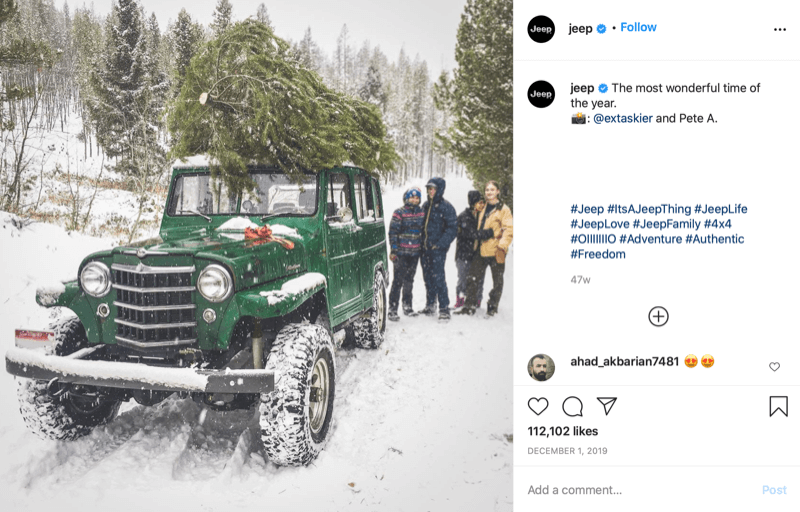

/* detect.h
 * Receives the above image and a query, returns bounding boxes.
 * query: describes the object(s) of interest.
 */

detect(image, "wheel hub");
[376,280,385,332]
[309,356,330,434]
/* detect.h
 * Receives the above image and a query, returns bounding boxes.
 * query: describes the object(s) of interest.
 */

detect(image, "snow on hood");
[269,224,300,237]
[259,272,326,306]
[216,217,300,238]
[216,217,260,231]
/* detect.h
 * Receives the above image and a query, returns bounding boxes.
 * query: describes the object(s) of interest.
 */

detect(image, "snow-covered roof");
[172,155,212,169]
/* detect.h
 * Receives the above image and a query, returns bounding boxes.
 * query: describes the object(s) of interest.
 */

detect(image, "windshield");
[168,172,318,217]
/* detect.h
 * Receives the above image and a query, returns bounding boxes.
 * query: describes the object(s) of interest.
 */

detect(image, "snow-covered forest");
[0,0,467,242]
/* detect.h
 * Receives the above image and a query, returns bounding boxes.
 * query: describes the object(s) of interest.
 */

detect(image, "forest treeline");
[0,0,510,224]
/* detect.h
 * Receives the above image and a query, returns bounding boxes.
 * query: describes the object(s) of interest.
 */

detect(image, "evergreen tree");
[170,8,203,96]
[435,0,512,204]
[71,4,103,154]
[359,62,386,113]
[294,26,321,73]
[144,12,168,107]
[334,24,350,93]
[89,0,164,176]
[255,3,273,29]
[0,0,56,130]
[168,20,398,195]
[210,0,232,37]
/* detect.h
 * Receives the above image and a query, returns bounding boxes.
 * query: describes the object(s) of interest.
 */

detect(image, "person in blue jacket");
[419,177,458,321]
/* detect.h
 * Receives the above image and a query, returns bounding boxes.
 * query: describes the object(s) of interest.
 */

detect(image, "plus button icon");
[649,306,669,327]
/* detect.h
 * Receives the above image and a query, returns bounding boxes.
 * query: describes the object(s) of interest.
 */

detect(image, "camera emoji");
[572,112,586,125]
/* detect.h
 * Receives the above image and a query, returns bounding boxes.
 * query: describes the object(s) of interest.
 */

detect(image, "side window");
[371,178,383,219]
[354,174,376,221]
[327,173,352,220]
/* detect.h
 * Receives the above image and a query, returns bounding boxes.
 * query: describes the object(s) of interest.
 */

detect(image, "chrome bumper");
[5,347,274,394]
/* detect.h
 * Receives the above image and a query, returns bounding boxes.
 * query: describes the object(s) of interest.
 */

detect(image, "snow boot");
[403,307,419,317]
[454,307,475,316]
[438,309,451,322]
[420,305,437,316]
[454,296,465,308]
[388,310,400,322]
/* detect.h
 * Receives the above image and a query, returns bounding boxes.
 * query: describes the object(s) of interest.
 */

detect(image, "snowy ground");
[0,173,513,511]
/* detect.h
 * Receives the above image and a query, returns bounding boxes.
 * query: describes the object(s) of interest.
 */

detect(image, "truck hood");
[111,227,309,292]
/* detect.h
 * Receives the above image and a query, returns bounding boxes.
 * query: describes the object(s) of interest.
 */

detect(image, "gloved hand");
[390,252,398,262]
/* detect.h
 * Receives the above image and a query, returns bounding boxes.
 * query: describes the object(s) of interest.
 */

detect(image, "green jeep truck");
[6,162,388,466]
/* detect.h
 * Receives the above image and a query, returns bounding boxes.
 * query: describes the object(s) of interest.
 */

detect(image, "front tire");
[259,323,336,466]
[17,317,121,441]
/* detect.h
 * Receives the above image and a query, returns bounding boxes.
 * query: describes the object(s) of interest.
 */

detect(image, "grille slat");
[112,263,196,348]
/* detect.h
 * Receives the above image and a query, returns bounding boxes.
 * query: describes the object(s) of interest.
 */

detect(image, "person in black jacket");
[420,177,458,321]
[454,191,494,308]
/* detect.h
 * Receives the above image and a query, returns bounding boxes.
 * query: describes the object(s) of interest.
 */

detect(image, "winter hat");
[467,190,483,208]
[403,187,422,204]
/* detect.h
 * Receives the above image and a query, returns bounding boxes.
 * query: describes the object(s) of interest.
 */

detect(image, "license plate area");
[15,329,55,349]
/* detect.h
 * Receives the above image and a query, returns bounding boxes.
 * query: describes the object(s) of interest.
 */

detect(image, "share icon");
[597,397,617,416]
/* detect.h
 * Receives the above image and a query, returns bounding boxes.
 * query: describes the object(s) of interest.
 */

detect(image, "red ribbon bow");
[244,225,295,249]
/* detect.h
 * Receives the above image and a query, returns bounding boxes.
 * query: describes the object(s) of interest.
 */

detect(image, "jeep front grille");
[111,263,197,349]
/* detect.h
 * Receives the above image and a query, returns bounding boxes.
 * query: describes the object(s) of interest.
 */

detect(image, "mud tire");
[352,272,387,349]
[259,323,336,466]
[16,317,121,441]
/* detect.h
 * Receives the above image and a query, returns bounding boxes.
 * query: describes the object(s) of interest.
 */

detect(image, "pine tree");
[144,12,168,108]
[435,0,512,204]
[0,0,56,129]
[334,24,350,93]
[359,62,386,113]
[294,26,321,73]
[170,8,204,96]
[72,4,103,155]
[210,0,232,37]
[255,3,273,29]
[89,0,165,176]
[168,20,398,196]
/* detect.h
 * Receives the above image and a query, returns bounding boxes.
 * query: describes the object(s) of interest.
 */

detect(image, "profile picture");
[528,354,555,381]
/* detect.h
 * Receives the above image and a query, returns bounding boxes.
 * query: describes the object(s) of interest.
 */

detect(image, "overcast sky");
[87,0,467,77]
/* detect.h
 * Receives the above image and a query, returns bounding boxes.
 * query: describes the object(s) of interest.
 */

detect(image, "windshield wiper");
[260,212,285,221]
[178,209,212,222]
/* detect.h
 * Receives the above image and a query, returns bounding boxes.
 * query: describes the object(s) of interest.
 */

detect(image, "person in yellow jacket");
[455,181,513,317]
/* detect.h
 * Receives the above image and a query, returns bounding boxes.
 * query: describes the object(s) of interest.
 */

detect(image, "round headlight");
[197,264,233,302]
[80,262,111,297]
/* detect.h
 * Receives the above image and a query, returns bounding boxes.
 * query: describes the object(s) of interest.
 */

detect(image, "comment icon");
[562,396,584,417]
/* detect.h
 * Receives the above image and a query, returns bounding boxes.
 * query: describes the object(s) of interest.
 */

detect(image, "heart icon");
[528,397,549,416]
[770,362,780,372]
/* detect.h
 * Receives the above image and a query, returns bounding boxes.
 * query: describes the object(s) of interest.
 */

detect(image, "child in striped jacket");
[387,187,425,321]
